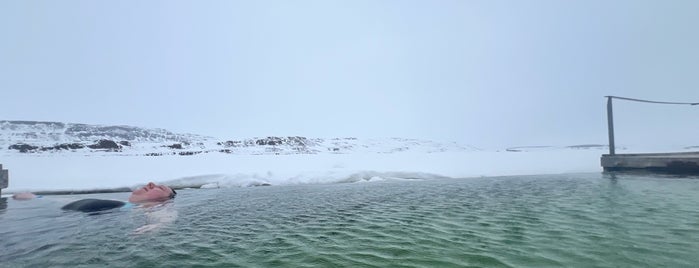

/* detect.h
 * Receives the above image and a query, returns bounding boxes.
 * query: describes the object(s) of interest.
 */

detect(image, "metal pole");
[606,97,615,155]
[0,164,7,196]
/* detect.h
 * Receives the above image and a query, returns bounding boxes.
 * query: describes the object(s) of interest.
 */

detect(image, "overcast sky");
[1,0,698,148]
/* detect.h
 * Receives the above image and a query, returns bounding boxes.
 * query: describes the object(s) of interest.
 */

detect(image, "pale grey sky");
[2,0,698,148]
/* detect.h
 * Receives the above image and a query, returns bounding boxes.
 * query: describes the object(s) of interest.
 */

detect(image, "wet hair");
[62,199,126,213]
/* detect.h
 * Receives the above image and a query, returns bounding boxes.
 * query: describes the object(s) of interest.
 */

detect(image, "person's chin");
[131,196,169,203]
[138,199,173,207]
[129,196,148,203]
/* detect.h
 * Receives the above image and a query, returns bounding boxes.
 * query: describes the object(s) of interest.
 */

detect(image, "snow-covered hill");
[0,120,615,193]
[0,120,479,156]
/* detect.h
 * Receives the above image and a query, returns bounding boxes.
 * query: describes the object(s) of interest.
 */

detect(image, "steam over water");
[3,173,699,267]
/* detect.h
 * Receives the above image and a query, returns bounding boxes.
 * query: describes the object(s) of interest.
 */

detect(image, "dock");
[601,152,699,174]
[601,96,699,174]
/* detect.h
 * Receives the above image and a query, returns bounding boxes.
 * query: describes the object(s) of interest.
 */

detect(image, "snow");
[2,148,606,193]
[1,120,685,194]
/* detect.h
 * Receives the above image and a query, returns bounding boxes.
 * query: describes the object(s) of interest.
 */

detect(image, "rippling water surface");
[2,173,699,267]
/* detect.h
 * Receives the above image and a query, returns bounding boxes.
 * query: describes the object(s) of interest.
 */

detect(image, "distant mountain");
[0,120,479,156]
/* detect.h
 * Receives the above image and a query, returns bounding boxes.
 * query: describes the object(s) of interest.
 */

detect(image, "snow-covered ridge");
[0,120,209,144]
[0,120,478,156]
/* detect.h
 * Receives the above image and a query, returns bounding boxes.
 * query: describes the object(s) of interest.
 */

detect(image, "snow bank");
[2,149,605,193]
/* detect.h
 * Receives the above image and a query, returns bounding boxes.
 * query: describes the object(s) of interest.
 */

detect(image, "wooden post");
[606,96,615,155]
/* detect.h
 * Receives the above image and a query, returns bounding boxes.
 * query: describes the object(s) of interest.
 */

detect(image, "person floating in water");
[62,182,179,234]
[61,182,177,212]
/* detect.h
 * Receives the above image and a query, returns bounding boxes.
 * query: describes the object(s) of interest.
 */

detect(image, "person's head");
[128,182,176,203]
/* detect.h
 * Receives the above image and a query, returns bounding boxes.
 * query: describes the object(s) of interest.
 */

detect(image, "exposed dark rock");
[88,140,121,150]
[40,143,85,151]
[166,143,183,149]
[256,137,283,146]
[119,141,131,146]
[253,136,314,147]
[219,140,243,147]
[8,143,39,153]
[145,152,163,156]
[286,136,311,147]
[178,151,202,156]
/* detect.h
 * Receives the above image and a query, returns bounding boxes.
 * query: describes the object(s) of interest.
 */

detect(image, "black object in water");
[61,198,125,213]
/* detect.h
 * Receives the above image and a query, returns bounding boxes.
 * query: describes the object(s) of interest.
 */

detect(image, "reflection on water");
[2,173,699,267]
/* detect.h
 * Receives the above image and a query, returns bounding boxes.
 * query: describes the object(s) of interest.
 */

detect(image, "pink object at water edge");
[12,192,37,200]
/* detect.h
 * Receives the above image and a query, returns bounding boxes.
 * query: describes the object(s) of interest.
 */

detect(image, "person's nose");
[147,182,156,188]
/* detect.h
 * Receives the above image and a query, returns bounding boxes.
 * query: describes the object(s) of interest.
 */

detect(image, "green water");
[2,173,699,267]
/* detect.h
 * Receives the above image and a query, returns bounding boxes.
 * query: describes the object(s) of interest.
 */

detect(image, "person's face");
[129,182,174,203]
